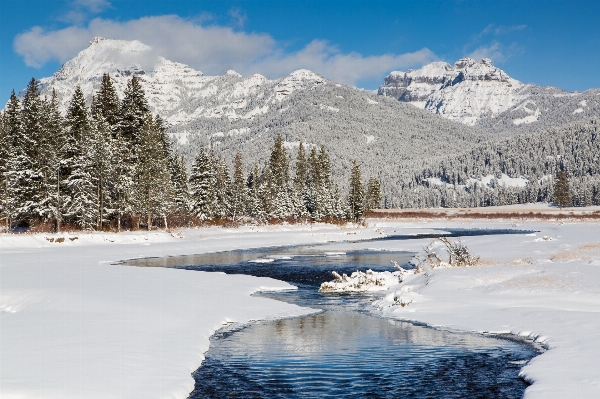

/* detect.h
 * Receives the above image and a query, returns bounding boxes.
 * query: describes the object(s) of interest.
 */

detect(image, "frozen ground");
[317,218,600,399]
[0,224,378,399]
[1,217,599,398]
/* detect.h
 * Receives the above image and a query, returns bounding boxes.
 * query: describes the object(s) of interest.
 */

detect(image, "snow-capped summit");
[379,57,600,130]
[25,38,332,126]
[378,58,525,124]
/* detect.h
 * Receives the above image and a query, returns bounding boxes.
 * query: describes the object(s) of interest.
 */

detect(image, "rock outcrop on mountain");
[378,58,600,132]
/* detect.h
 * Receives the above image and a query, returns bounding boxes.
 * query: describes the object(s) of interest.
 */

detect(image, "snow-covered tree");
[0,91,21,230]
[7,79,46,225]
[292,142,309,218]
[120,75,149,145]
[213,156,232,219]
[348,160,364,222]
[64,86,98,229]
[553,171,572,209]
[94,73,120,130]
[135,114,175,229]
[230,152,247,221]
[364,177,382,212]
[189,147,216,220]
[268,134,292,219]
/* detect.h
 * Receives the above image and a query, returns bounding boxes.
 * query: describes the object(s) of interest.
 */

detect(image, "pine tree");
[307,147,320,217]
[231,152,247,221]
[120,75,149,145]
[168,153,190,217]
[269,134,292,219]
[247,163,265,221]
[292,142,309,218]
[317,146,334,217]
[1,91,21,230]
[553,171,572,210]
[348,160,364,222]
[90,100,115,230]
[364,177,382,213]
[189,147,216,220]
[112,129,136,231]
[13,78,46,224]
[135,114,175,229]
[94,73,120,129]
[213,156,232,219]
[64,86,98,229]
[38,91,66,231]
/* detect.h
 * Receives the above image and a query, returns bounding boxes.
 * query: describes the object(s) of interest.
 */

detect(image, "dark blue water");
[127,229,539,398]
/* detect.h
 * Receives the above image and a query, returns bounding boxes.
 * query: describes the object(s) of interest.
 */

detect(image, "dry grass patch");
[550,243,600,261]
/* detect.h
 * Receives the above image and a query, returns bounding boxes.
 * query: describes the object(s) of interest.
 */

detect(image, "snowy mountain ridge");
[28,37,328,127]
[378,57,600,130]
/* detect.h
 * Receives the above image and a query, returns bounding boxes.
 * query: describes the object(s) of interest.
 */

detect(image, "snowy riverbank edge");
[315,219,600,399]
[0,223,379,399]
[2,218,599,398]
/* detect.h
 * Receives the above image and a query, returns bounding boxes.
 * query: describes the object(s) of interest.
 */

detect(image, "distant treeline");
[0,75,381,232]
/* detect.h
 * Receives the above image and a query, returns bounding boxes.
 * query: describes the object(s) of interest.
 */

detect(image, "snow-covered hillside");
[378,58,600,130]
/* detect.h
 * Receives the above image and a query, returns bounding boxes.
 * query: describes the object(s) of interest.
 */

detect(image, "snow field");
[0,224,378,399]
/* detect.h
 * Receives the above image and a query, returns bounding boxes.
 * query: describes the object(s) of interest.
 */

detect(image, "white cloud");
[467,41,523,64]
[468,41,505,63]
[249,40,436,86]
[13,15,437,86]
[73,0,111,13]
[60,0,112,24]
[228,7,247,28]
[479,24,527,37]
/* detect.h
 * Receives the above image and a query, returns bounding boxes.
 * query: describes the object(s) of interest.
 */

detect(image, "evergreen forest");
[0,75,382,232]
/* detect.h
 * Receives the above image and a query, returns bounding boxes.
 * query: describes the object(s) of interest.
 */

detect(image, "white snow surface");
[316,217,600,399]
[0,224,379,399]
[3,217,600,398]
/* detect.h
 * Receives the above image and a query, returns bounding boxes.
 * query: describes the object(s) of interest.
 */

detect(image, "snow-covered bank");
[317,219,600,399]
[0,224,379,399]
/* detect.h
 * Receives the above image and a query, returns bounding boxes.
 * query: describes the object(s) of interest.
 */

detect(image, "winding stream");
[127,229,539,398]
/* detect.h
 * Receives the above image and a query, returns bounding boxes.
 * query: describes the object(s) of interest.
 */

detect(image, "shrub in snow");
[411,237,480,270]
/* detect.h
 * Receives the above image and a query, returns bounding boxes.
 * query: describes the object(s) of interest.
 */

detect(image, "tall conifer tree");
[231,152,247,221]
[64,86,98,229]
[1,92,21,230]
[120,75,149,145]
[135,114,174,229]
[348,160,364,222]
[189,147,215,220]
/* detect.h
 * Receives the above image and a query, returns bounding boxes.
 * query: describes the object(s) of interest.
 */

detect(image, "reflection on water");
[191,311,535,399]
[125,230,539,398]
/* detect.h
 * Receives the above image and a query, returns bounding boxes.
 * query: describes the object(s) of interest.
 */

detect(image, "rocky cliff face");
[378,58,528,125]
[378,58,600,131]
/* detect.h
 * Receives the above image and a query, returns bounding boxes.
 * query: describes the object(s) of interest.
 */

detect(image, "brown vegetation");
[366,209,600,221]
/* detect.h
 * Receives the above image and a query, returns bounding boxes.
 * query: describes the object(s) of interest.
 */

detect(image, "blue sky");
[1,0,599,97]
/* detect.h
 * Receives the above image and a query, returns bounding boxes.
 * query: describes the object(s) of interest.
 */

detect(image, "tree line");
[0,74,382,232]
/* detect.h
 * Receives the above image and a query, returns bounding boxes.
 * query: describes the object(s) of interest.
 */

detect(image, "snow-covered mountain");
[30,37,333,127]
[378,58,600,131]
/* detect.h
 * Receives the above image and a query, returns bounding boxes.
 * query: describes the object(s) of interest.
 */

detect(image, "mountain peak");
[225,70,242,78]
[378,58,524,125]
[454,57,477,69]
[89,37,106,46]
